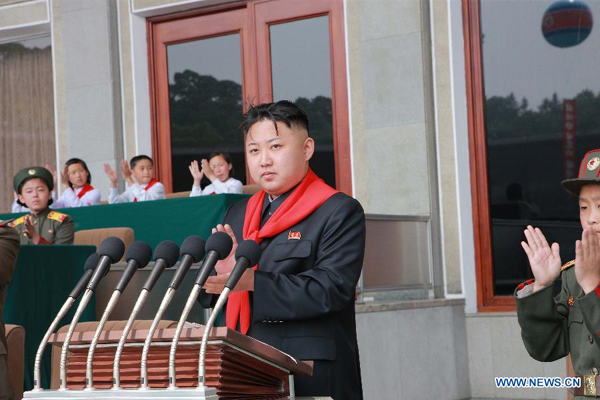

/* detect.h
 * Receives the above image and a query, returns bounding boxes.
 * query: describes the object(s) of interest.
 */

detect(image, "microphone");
[85,241,152,389]
[198,240,261,386]
[32,253,98,390]
[168,231,233,388]
[112,240,179,389]
[140,236,205,389]
[169,235,206,290]
[193,231,233,287]
[59,237,125,390]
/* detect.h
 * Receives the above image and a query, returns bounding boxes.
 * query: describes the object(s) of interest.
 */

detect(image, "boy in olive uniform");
[2,167,74,245]
[518,149,600,398]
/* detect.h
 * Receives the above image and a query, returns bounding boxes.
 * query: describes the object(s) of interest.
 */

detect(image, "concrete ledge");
[0,0,48,30]
[356,297,465,313]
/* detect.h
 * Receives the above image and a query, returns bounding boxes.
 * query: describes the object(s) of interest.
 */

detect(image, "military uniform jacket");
[515,262,600,391]
[204,192,365,399]
[4,208,74,245]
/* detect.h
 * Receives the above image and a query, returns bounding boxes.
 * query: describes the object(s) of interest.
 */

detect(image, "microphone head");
[125,241,153,268]
[205,231,233,260]
[180,235,206,262]
[98,236,126,263]
[153,240,180,268]
[235,240,261,267]
[84,253,99,271]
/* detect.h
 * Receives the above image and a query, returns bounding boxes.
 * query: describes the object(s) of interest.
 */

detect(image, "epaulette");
[7,216,25,228]
[561,260,575,271]
[47,211,68,223]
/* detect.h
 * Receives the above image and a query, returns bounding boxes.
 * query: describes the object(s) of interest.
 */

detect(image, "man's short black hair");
[130,155,154,169]
[240,100,310,136]
[65,158,92,188]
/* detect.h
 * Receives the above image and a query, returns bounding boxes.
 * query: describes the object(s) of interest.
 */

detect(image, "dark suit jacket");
[203,192,365,399]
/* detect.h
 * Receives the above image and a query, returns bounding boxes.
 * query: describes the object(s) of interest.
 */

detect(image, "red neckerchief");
[226,169,338,334]
[134,179,158,202]
[76,184,94,199]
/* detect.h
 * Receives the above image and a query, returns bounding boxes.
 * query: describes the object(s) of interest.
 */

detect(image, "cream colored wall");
[430,0,462,295]
[50,0,124,198]
[346,0,432,216]
[116,0,137,160]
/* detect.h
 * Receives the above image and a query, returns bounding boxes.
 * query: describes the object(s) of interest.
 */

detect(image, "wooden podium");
[22,326,313,400]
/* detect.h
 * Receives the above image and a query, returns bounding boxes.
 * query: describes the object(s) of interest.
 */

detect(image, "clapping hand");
[189,160,204,186]
[23,215,41,244]
[521,225,562,292]
[103,163,118,188]
[203,224,245,294]
[61,165,70,188]
[574,227,600,294]
[120,160,133,184]
[45,164,57,188]
[201,159,216,182]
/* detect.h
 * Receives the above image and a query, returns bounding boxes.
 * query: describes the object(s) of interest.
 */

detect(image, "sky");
[481,0,600,108]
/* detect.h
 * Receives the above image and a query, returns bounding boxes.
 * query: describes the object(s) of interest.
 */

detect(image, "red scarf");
[134,179,158,202]
[226,169,338,334]
[76,184,95,199]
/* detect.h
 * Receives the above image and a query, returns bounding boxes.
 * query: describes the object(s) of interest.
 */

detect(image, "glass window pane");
[480,0,599,295]
[0,36,55,213]
[167,34,245,192]
[270,16,336,188]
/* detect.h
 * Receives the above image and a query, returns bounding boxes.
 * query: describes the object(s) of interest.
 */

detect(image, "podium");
[23,326,313,400]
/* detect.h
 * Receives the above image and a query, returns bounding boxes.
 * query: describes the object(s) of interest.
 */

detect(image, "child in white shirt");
[189,152,242,196]
[53,158,101,208]
[104,155,165,204]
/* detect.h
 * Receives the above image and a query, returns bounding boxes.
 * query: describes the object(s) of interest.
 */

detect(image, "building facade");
[2,0,596,398]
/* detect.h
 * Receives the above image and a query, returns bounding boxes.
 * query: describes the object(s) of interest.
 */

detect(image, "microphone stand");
[198,287,231,387]
[58,289,94,390]
[139,287,176,389]
[32,297,75,390]
[84,289,122,389]
[111,289,149,389]
[168,284,202,388]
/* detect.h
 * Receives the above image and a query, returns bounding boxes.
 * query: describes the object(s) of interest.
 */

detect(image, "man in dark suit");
[203,100,365,399]
[0,225,20,400]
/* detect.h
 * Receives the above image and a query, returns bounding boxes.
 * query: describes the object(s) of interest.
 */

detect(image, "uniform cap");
[13,166,54,193]
[562,149,600,195]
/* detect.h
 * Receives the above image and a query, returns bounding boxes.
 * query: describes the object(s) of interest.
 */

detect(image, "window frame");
[463,0,516,311]
[147,0,352,195]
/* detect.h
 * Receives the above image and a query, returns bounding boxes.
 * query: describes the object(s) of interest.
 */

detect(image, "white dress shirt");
[53,185,101,208]
[190,177,243,197]
[108,179,165,204]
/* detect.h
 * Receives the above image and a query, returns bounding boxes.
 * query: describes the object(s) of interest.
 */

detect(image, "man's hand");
[103,163,118,188]
[521,225,561,292]
[213,224,238,275]
[23,215,41,244]
[120,160,134,185]
[204,269,255,294]
[189,160,204,186]
[575,227,600,294]
[201,159,216,182]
